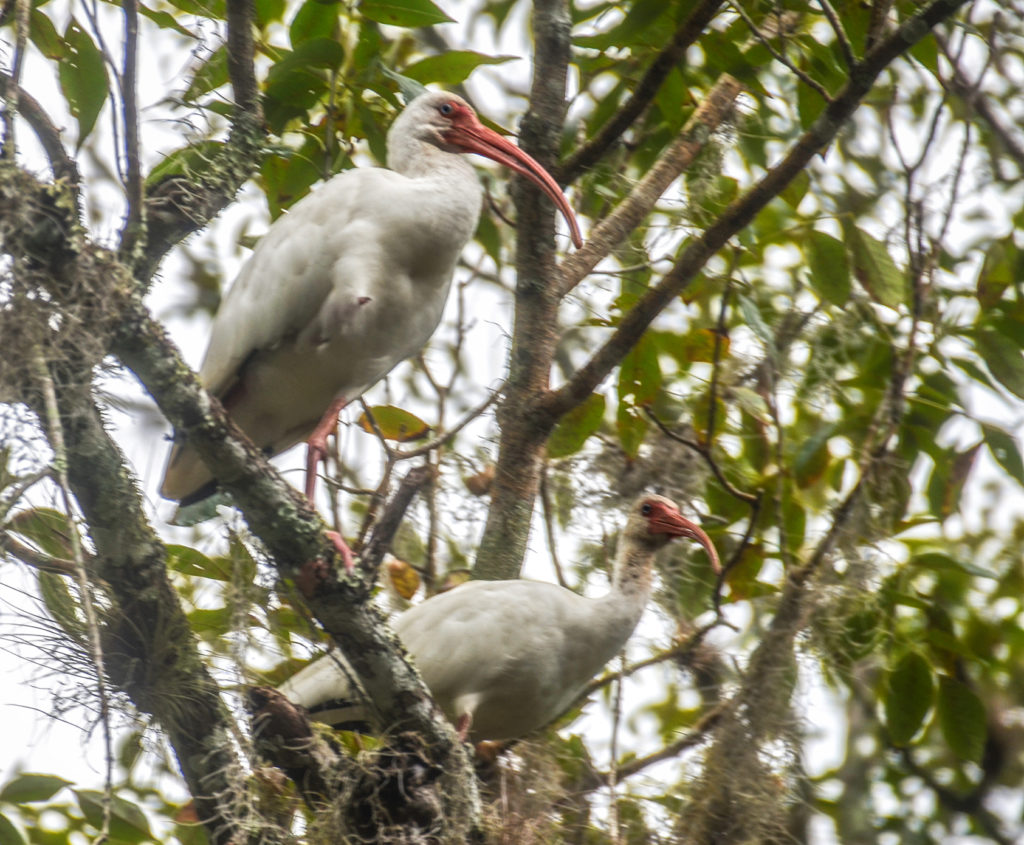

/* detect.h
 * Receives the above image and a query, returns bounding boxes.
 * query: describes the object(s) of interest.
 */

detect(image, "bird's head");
[389,91,583,249]
[628,494,720,572]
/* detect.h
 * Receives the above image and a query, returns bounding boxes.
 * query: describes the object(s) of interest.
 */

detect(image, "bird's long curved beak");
[446,118,584,249]
[651,508,722,573]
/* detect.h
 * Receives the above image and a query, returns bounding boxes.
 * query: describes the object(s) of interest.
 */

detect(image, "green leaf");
[737,294,774,352]
[936,676,987,763]
[983,424,1024,487]
[136,3,196,37]
[617,333,661,406]
[846,226,905,308]
[74,790,153,843]
[548,393,605,459]
[264,39,346,131]
[975,328,1024,400]
[165,0,226,17]
[0,812,27,845]
[290,0,340,45]
[146,140,225,186]
[402,51,517,86]
[793,424,833,488]
[38,572,84,640]
[28,10,65,60]
[187,606,234,638]
[805,230,851,305]
[253,0,287,28]
[58,19,109,147]
[357,405,431,441]
[0,774,71,804]
[779,169,809,209]
[166,544,232,581]
[8,507,75,558]
[360,0,453,28]
[184,45,229,102]
[926,443,980,519]
[885,652,934,746]
[616,403,647,460]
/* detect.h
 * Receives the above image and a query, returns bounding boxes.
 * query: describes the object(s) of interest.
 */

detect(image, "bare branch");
[1,0,29,158]
[225,0,261,120]
[936,32,1024,170]
[727,1,833,101]
[817,0,857,68]
[560,0,726,182]
[0,72,80,186]
[119,0,144,261]
[644,407,759,506]
[557,74,744,298]
[32,350,115,840]
[0,530,78,576]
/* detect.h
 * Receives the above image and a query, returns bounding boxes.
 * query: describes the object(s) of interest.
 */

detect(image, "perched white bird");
[278,495,720,742]
[159,92,582,557]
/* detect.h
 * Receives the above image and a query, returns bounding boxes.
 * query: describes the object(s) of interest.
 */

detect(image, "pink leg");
[455,712,472,742]
[305,396,349,500]
[306,397,356,573]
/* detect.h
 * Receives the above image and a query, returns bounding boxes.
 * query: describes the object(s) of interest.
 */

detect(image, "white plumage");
[279,495,719,742]
[160,92,581,511]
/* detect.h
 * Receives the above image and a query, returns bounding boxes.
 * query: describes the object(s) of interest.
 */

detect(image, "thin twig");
[0,531,78,576]
[1,0,29,158]
[33,350,114,843]
[392,387,502,461]
[704,277,732,446]
[817,0,857,69]
[644,408,758,505]
[539,465,568,588]
[119,0,144,261]
[727,0,833,102]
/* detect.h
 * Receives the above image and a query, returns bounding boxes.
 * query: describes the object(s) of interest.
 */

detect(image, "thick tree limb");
[474,0,574,581]
[22,369,245,844]
[542,0,968,422]
[111,297,482,836]
[559,0,725,183]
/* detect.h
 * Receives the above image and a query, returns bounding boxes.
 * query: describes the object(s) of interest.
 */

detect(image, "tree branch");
[111,296,483,835]
[119,0,144,261]
[556,74,744,299]
[543,0,967,422]
[138,0,265,281]
[473,0,574,581]
[559,0,725,183]
[0,71,80,187]
[24,366,246,844]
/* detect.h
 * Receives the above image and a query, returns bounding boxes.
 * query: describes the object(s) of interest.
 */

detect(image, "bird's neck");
[608,546,655,610]
[389,136,479,184]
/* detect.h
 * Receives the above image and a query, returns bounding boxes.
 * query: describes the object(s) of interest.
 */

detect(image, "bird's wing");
[277,649,369,728]
[198,168,411,399]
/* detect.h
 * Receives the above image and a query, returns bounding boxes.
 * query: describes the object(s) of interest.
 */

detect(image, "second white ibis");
[159,91,582,560]
[278,495,720,742]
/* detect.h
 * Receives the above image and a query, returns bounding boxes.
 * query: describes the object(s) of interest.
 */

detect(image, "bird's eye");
[439,102,454,116]
[641,502,653,516]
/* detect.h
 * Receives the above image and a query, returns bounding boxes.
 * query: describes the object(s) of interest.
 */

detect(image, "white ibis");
[159,91,583,563]
[278,494,720,742]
